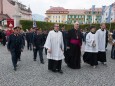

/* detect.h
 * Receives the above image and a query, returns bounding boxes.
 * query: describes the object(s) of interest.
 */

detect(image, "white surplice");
[44,30,65,60]
[96,29,106,52]
[85,32,98,52]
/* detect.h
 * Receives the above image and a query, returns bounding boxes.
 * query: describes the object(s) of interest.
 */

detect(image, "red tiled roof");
[46,7,69,14]
[67,9,87,15]
[47,7,68,11]
[46,7,103,15]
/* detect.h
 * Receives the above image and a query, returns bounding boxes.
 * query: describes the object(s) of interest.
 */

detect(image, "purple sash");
[70,39,81,46]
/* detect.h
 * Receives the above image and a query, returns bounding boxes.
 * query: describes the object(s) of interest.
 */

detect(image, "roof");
[7,0,31,13]
[67,9,87,15]
[87,8,102,12]
[0,14,10,21]
[112,2,115,5]
[46,7,69,14]
[46,6,102,15]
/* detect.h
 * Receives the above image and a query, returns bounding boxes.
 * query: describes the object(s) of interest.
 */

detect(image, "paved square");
[0,43,115,86]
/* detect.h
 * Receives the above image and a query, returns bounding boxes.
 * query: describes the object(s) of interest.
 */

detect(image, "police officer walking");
[33,28,44,64]
[26,28,33,50]
[18,28,25,61]
[7,26,23,71]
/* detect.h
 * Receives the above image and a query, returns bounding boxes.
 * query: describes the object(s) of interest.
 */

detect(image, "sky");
[18,0,115,16]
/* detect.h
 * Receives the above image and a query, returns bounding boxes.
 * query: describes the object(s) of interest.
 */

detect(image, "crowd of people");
[0,22,115,74]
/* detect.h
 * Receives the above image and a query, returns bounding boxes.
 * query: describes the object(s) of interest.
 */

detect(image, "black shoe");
[57,70,63,74]
[16,64,18,67]
[33,59,36,61]
[41,61,44,64]
[101,62,107,66]
[18,59,21,61]
[51,69,57,73]
[41,62,44,64]
[101,62,106,65]
[14,67,17,71]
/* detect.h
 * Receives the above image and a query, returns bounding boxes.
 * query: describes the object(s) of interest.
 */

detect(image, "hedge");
[20,20,115,31]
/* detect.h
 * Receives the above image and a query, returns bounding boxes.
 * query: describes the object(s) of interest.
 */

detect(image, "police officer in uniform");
[33,28,44,64]
[18,28,25,61]
[7,27,23,71]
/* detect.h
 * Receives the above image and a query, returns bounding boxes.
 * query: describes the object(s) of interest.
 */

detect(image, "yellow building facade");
[45,7,69,23]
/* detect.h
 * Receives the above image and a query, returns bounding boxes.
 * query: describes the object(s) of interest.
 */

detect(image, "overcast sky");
[18,0,115,16]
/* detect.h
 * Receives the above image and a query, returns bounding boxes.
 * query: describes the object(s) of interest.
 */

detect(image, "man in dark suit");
[42,30,48,55]
[7,26,23,71]
[33,28,44,64]
[1,30,6,46]
[61,25,67,52]
[18,28,25,61]
[26,28,33,50]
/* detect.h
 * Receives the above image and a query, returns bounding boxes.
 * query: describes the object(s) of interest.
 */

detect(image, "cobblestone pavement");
[0,43,115,86]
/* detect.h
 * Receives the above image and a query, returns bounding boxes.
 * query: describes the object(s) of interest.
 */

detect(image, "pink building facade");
[0,0,32,27]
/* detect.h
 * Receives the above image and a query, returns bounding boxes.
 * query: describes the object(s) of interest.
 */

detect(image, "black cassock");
[65,29,82,69]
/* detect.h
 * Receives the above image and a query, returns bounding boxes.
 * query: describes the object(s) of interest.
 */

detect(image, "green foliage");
[20,20,115,31]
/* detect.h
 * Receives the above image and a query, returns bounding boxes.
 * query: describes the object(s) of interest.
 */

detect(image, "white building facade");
[101,2,115,23]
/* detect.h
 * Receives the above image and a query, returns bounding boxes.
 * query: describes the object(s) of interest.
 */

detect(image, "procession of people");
[1,22,115,74]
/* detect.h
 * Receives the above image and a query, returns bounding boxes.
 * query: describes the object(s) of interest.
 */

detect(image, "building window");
[74,15,76,18]
[69,16,71,18]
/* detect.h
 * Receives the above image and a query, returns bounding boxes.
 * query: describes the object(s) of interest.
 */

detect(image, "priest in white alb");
[96,23,107,65]
[44,23,64,74]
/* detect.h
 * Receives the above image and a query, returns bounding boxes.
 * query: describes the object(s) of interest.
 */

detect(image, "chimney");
[50,6,53,8]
